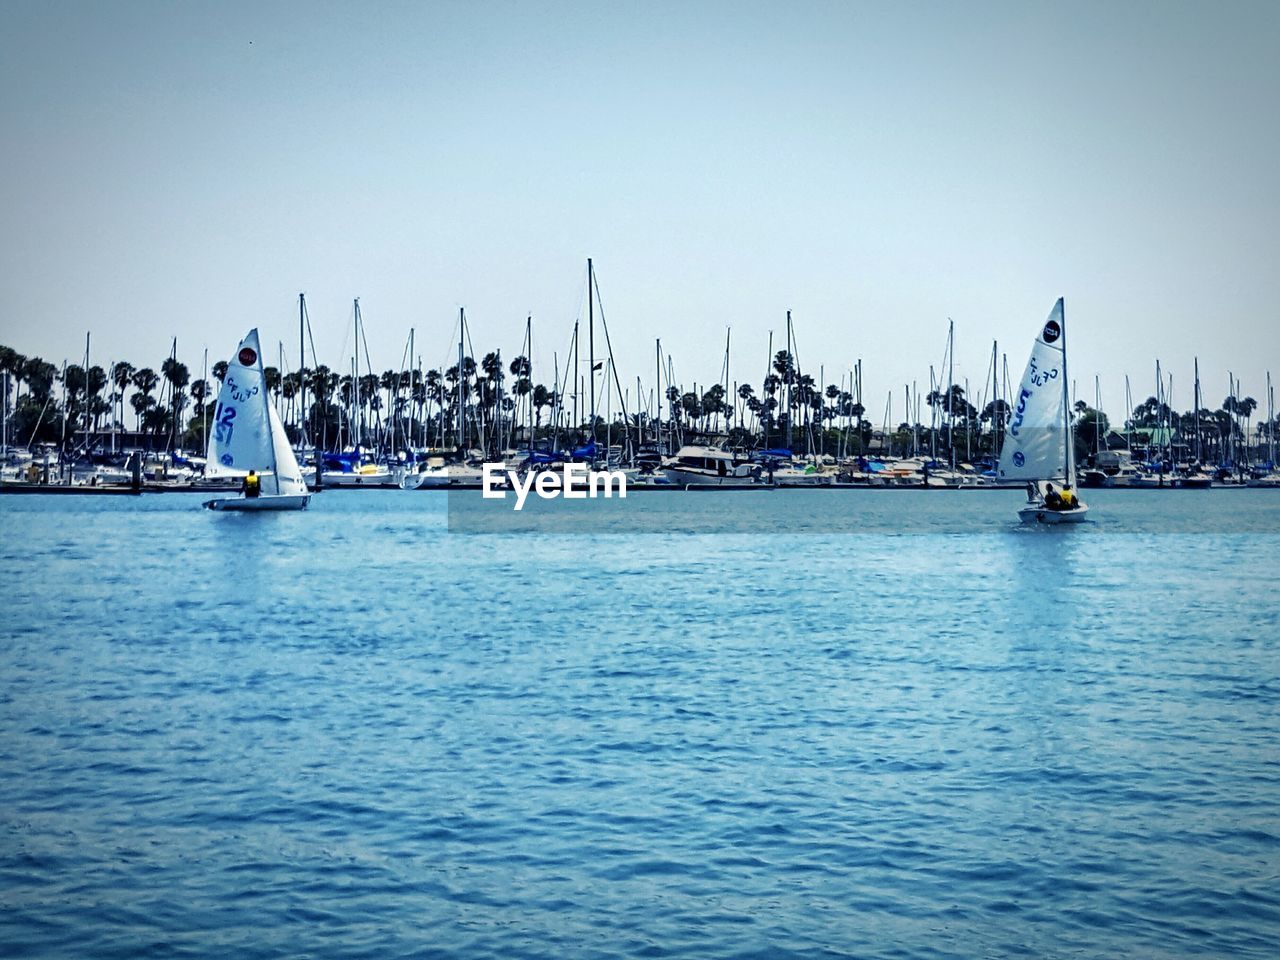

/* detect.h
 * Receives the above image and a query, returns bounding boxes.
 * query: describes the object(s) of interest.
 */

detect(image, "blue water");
[2,490,1279,958]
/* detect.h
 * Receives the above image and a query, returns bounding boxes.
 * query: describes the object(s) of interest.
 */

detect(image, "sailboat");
[203,329,311,511]
[997,298,1089,524]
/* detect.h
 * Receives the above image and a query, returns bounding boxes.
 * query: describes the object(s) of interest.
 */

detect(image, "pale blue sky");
[1,0,1277,417]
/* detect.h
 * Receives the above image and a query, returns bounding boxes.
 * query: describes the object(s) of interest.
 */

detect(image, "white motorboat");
[401,459,487,488]
[663,445,758,485]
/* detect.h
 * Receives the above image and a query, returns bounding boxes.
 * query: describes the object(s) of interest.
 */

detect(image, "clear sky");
[2,0,1277,418]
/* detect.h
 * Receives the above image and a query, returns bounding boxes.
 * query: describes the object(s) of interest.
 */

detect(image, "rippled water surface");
[3,490,1279,958]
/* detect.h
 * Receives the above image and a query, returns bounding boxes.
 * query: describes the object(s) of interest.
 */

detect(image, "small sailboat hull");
[204,494,311,511]
[1019,502,1089,525]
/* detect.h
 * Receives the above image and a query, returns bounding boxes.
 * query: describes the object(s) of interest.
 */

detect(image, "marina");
[4,287,1277,501]
[4,2,1279,958]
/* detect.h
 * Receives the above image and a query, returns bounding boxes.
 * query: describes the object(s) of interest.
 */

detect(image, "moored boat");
[663,445,758,485]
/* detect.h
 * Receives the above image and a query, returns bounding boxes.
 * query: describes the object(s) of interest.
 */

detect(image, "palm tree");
[109,362,134,434]
[701,384,727,432]
[131,367,159,441]
[791,373,816,432]
[279,373,298,426]
[21,358,57,406]
[772,350,795,384]
[532,384,552,429]
[87,365,107,412]
[0,346,25,407]
[132,366,158,396]
[160,358,190,448]
[680,392,701,423]
[130,391,154,432]
[190,378,210,418]
[0,345,21,379]
[62,364,89,433]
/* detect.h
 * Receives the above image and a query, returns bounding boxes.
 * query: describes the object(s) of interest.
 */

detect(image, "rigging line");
[358,310,378,380]
[430,313,464,373]
[590,266,631,428]
[463,321,480,374]
[332,301,354,374]
[304,299,321,380]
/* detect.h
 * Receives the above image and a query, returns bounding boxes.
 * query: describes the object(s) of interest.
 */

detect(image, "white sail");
[267,402,308,496]
[205,330,282,488]
[998,299,1072,483]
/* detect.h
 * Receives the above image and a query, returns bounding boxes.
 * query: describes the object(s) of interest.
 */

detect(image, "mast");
[1124,374,1133,453]
[83,332,91,454]
[525,316,533,451]
[723,327,731,437]
[990,339,999,458]
[1059,299,1075,485]
[1157,361,1166,474]
[1194,357,1202,464]
[1228,371,1235,472]
[785,311,793,451]
[299,293,307,448]
[587,258,595,437]
[905,384,913,455]
[353,299,362,449]
[655,339,662,452]
[457,309,466,451]
[572,319,579,433]
[1095,374,1102,456]
[408,326,415,453]
[928,365,937,459]
[59,360,67,480]
[884,390,892,458]
[1269,371,1275,468]
[201,347,208,460]
[947,318,955,469]
[257,334,281,495]
[551,351,560,448]
[854,358,863,457]
[764,330,773,449]
[636,375,644,454]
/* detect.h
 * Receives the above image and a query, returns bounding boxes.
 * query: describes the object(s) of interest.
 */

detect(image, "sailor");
[242,469,261,498]
[1059,485,1077,509]
[1043,482,1064,510]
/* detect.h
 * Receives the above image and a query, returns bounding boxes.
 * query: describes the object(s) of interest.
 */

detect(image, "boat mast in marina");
[588,258,595,434]
[1124,375,1134,453]
[1269,371,1275,469]
[458,309,466,450]
[1194,357,1202,465]
[947,319,955,469]
[298,293,307,449]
